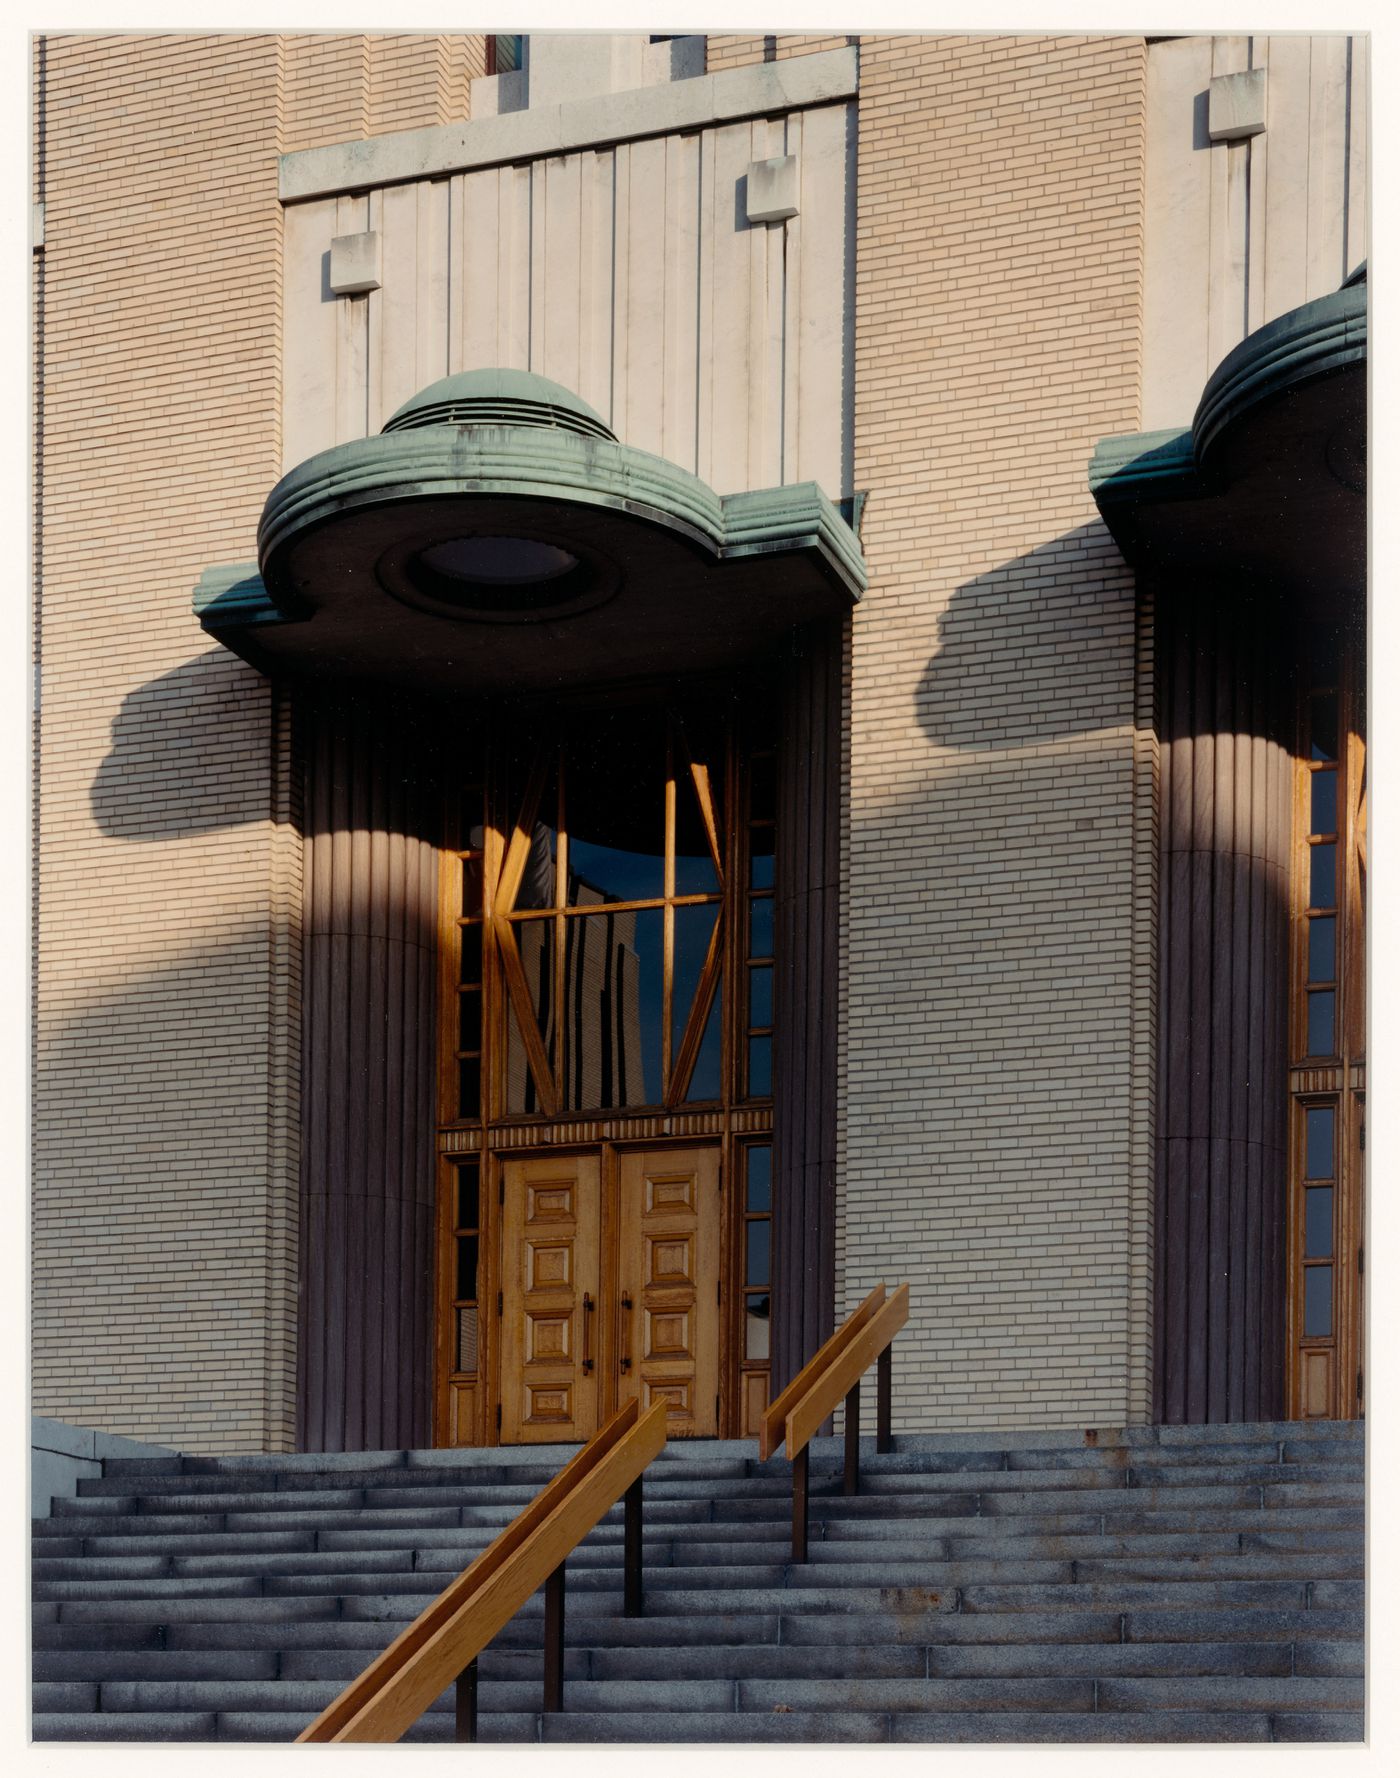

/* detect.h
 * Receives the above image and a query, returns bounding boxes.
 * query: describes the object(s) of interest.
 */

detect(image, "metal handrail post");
[843,1379,861,1495]
[877,1343,893,1453]
[454,1658,478,1742]
[623,1475,644,1616]
[791,1444,809,1563]
[543,1561,566,1714]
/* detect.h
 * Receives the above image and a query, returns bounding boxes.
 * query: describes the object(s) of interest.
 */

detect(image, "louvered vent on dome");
[382,369,618,442]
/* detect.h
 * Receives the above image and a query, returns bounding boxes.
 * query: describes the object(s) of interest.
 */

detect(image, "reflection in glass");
[516,819,558,911]
[749,897,774,959]
[748,1033,772,1098]
[672,904,720,1059]
[1303,1265,1333,1338]
[1310,844,1336,909]
[506,920,555,1115]
[749,850,775,890]
[1310,770,1338,836]
[745,1294,770,1359]
[562,909,663,1110]
[749,964,773,1030]
[746,1145,772,1213]
[457,1304,479,1372]
[1310,694,1339,763]
[1305,1187,1334,1259]
[684,984,723,1103]
[1308,917,1336,984]
[1305,1105,1335,1178]
[746,1219,771,1288]
[675,769,721,896]
[1307,991,1336,1058]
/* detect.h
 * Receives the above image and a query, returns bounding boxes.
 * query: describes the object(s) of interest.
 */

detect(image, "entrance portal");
[499,1146,721,1442]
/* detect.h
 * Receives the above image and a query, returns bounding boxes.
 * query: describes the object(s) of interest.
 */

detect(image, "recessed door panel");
[617,1147,721,1438]
[500,1153,601,1443]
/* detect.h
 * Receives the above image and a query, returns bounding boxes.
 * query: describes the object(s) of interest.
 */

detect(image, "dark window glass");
[458,1057,481,1120]
[458,990,481,1055]
[1305,1187,1334,1259]
[748,963,773,1030]
[562,908,663,1110]
[749,850,775,890]
[675,770,721,897]
[672,903,720,1058]
[461,855,484,919]
[747,1033,772,1098]
[565,712,665,905]
[749,896,774,959]
[456,1236,479,1302]
[746,1218,771,1288]
[460,922,483,986]
[1310,693,1339,763]
[683,985,723,1103]
[1303,1265,1333,1338]
[1310,770,1338,836]
[750,752,775,823]
[1309,843,1336,909]
[456,1164,479,1231]
[1308,916,1336,984]
[1307,991,1336,1058]
[746,1145,772,1213]
[1305,1105,1335,1179]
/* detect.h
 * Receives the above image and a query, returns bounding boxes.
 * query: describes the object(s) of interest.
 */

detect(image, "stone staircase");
[32,1419,1363,1743]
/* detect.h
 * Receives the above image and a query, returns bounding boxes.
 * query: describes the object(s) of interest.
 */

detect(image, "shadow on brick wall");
[914,521,1136,750]
[90,650,274,840]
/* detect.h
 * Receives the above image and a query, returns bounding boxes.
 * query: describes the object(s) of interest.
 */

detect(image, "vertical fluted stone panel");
[772,619,843,1394]
[1154,588,1292,1425]
[298,691,439,1452]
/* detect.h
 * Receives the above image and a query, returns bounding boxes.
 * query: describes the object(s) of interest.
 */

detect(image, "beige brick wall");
[841,34,1154,1428]
[32,32,476,1452]
[284,33,486,152]
[706,34,852,71]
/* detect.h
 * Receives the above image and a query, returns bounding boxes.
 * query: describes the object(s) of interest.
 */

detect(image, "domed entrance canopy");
[1089,272,1366,610]
[196,368,865,692]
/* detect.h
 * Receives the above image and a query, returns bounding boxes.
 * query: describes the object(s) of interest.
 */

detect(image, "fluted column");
[772,618,844,1393]
[298,690,440,1451]
[1154,588,1292,1424]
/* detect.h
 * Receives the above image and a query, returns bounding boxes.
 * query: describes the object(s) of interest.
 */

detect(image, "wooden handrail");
[297,1396,669,1743]
[759,1283,887,1462]
[759,1282,910,1561]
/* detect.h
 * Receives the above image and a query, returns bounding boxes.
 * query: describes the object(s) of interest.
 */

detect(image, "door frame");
[435,1128,771,1446]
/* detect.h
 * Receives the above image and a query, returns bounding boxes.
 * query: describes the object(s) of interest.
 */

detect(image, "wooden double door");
[498,1144,721,1443]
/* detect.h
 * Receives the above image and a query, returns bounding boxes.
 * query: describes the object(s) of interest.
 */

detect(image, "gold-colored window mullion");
[662,724,677,1094]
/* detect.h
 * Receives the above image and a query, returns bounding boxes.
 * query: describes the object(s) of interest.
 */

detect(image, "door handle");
[619,1292,633,1373]
[581,1292,594,1374]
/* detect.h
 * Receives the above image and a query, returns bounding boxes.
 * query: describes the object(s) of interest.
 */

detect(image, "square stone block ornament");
[1208,68,1267,142]
[746,154,800,224]
[329,230,382,295]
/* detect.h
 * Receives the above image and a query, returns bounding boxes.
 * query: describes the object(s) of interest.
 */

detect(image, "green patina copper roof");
[195,367,865,693]
[383,369,616,441]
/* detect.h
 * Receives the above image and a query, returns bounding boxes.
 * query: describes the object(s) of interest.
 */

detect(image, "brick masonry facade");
[36,31,1163,1450]
[840,34,1154,1428]
[31,33,486,1452]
